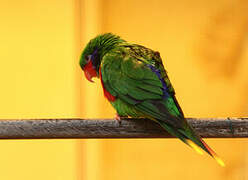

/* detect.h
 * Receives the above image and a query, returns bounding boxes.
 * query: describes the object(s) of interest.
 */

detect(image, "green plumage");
[80,33,220,160]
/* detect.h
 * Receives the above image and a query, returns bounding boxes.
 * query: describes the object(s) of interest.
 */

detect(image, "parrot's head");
[80,33,124,82]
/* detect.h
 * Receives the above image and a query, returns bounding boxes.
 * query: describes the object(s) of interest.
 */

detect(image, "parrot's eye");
[85,55,92,62]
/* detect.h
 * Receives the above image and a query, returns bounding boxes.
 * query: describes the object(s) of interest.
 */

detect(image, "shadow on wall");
[197,0,248,79]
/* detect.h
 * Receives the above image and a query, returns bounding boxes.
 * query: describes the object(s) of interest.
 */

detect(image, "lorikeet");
[80,33,224,166]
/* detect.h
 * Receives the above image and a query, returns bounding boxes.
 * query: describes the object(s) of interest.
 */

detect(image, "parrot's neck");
[95,41,125,74]
[98,40,125,59]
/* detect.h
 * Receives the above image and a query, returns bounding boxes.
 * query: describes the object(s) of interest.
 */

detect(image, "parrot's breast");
[99,68,116,102]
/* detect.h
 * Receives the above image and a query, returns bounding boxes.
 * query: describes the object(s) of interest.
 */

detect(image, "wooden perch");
[0,118,247,139]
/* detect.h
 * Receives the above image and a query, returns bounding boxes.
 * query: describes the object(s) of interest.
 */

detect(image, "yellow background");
[0,0,248,179]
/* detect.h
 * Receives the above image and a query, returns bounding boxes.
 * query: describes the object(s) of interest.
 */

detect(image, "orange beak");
[83,60,97,83]
[84,70,94,83]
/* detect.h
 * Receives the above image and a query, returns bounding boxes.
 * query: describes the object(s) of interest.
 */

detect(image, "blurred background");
[0,0,248,179]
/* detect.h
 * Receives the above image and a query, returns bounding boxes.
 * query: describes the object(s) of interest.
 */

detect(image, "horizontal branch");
[0,118,247,139]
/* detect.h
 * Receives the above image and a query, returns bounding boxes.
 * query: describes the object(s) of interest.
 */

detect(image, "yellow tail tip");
[186,140,225,167]
[214,155,225,167]
[186,139,204,155]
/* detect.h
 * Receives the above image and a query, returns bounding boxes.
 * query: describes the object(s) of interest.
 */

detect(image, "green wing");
[101,46,184,128]
[100,46,225,162]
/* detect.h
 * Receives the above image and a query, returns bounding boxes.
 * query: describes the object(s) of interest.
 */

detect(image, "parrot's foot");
[115,114,127,125]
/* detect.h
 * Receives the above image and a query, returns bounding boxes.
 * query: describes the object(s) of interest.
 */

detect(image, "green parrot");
[80,33,224,166]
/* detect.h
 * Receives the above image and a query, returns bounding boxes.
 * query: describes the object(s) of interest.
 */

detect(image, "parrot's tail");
[185,138,225,167]
[158,120,225,167]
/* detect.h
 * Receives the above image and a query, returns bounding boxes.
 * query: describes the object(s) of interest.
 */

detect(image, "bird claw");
[115,114,127,125]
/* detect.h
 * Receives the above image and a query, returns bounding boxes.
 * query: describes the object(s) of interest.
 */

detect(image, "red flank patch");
[99,68,116,102]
